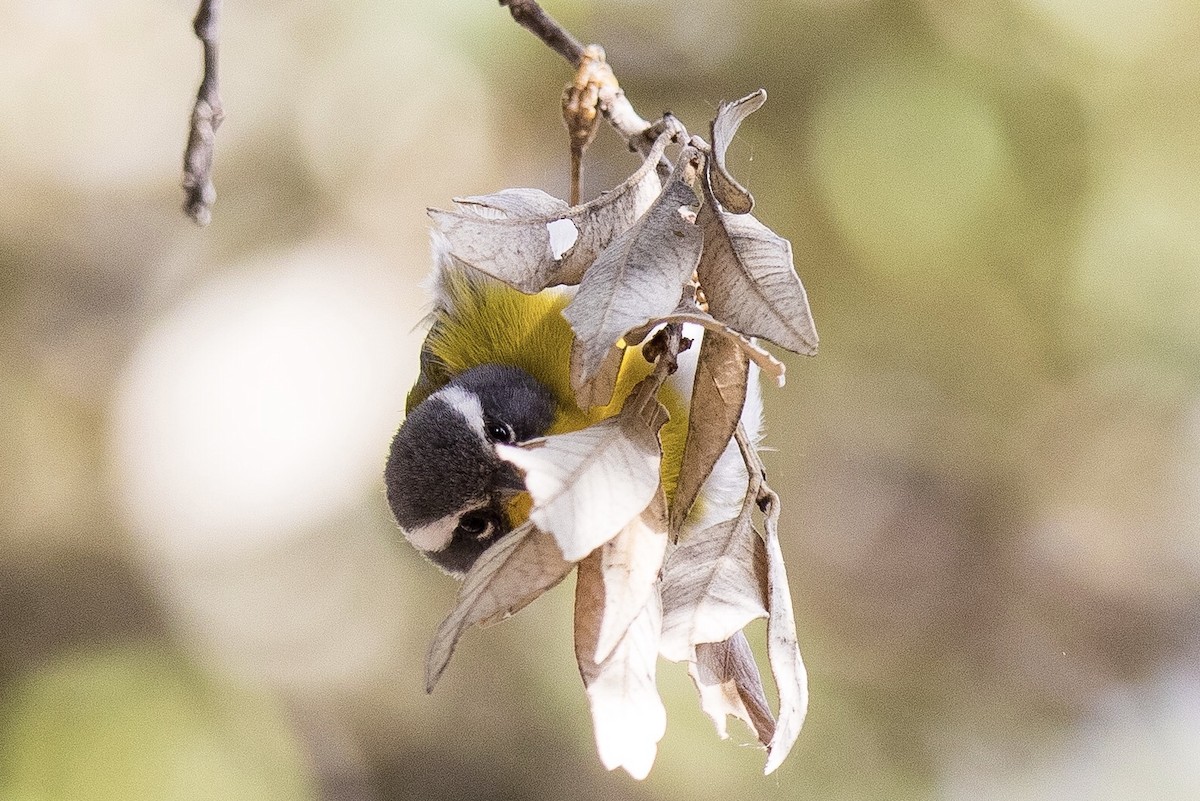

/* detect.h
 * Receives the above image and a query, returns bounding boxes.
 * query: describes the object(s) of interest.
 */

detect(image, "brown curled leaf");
[659,492,768,664]
[708,89,766,214]
[425,522,573,692]
[697,181,819,356]
[454,187,570,219]
[690,631,776,746]
[760,487,809,775]
[669,330,750,534]
[572,341,626,411]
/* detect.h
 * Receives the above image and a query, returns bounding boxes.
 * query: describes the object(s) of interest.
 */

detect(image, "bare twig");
[500,0,586,65]
[182,0,224,226]
[499,0,672,168]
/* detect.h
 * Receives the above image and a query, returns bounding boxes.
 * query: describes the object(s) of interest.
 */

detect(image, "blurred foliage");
[1,0,1198,799]
[0,645,314,801]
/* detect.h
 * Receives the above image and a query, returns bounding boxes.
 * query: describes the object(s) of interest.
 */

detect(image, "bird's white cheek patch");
[404,516,459,552]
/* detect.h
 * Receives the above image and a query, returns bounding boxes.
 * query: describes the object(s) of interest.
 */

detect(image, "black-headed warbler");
[384,242,760,575]
[382,90,818,779]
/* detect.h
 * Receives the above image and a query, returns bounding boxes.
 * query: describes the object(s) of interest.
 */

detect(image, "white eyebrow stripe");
[432,385,487,440]
[404,516,459,552]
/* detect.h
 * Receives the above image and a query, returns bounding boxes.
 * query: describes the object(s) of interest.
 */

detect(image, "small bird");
[385,362,554,573]
[385,242,759,575]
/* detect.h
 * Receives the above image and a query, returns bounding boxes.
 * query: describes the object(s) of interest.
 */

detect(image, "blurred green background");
[2,0,1199,799]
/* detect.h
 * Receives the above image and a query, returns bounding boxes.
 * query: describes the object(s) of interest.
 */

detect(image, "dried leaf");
[428,134,669,293]
[594,490,669,663]
[689,632,776,745]
[696,185,818,356]
[630,304,786,388]
[454,199,580,261]
[708,90,766,214]
[669,330,749,534]
[575,553,667,780]
[425,522,574,692]
[453,187,569,219]
[563,149,705,394]
[659,496,768,663]
[760,488,809,775]
[622,369,673,432]
[573,341,626,410]
[497,394,665,562]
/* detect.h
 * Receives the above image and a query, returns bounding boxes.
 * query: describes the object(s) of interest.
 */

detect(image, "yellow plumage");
[408,266,689,504]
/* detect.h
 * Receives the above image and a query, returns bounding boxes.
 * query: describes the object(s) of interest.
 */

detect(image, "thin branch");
[182,0,224,226]
[499,0,672,166]
[500,0,586,66]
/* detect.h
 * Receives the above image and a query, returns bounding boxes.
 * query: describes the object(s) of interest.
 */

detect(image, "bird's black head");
[385,364,554,575]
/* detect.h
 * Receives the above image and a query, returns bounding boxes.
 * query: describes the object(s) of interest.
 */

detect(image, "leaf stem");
[734,423,769,507]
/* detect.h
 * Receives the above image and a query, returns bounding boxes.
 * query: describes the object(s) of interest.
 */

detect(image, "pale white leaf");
[761,489,809,775]
[428,135,669,293]
[575,553,667,780]
[425,522,574,692]
[709,90,766,214]
[497,398,663,562]
[563,149,705,393]
[697,189,818,356]
[669,330,749,534]
[659,498,768,663]
[595,490,669,663]
[453,187,568,219]
[689,632,776,745]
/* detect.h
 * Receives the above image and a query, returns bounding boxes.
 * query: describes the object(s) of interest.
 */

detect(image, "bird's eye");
[486,419,515,444]
[457,510,495,540]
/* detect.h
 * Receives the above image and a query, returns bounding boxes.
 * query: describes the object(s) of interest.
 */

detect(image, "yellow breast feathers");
[411,267,688,501]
